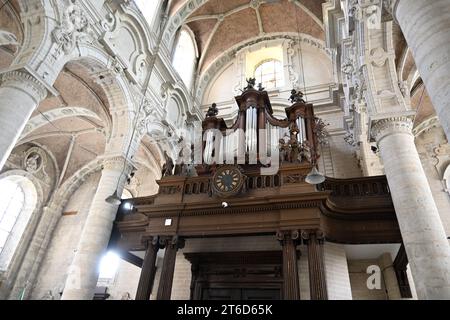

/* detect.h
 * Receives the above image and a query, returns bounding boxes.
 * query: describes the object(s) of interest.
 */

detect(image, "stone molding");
[102,156,134,173]
[371,116,413,143]
[1,71,47,102]
[52,2,94,56]
[412,116,441,138]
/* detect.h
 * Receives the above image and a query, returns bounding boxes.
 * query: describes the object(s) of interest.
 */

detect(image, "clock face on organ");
[212,166,244,197]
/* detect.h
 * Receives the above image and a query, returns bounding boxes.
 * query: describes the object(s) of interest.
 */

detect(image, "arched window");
[254,59,284,90]
[135,0,160,27]
[0,176,37,271]
[172,29,197,90]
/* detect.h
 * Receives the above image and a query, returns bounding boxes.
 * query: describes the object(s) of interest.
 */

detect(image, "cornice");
[1,70,48,102]
[370,115,414,143]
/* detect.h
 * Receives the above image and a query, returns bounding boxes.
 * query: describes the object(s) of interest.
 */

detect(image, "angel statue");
[243,78,256,91]
[206,103,219,117]
[289,89,306,104]
[161,150,174,177]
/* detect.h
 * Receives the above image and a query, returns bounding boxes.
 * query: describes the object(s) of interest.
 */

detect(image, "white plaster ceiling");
[344,243,401,261]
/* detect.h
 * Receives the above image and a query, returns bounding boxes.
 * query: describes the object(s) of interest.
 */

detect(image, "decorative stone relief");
[0,30,18,47]
[370,47,387,67]
[24,153,42,173]
[101,13,117,33]
[103,156,134,175]
[21,146,54,189]
[52,1,94,56]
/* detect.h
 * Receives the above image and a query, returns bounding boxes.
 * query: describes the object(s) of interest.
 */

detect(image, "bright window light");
[135,0,159,26]
[254,59,284,90]
[172,30,197,89]
[0,179,25,253]
[98,251,120,280]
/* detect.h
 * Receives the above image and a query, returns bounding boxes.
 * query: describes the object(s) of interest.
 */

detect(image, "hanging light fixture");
[105,189,122,205]
[105,6,170,204]
[305,166,326,185]
[292,7,325,186]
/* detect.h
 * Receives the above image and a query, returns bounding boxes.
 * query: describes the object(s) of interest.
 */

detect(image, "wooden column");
[393,244,412,298]
[135,236,159,300]
[277,230,300,300]
[302,230,327,300]
[156,236,185,300]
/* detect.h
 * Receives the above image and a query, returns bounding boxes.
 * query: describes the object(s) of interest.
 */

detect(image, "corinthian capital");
[1,70,47,102]
[371,116,413,142]
[102,155,134,173]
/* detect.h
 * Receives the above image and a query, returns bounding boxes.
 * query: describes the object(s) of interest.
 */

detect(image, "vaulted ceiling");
[170,0,326,73]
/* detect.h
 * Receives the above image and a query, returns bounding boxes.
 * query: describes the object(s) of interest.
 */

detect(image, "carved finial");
[244,78,256,91]
[206,103,219,117]
[289,89,306,103]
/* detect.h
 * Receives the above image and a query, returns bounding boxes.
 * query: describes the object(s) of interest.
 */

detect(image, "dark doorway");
[184,251,284,300]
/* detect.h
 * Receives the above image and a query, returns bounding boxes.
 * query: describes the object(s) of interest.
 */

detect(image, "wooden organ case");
[113,82,406,301]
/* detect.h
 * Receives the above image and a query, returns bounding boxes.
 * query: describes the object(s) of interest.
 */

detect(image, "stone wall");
[104,259,140,300]
[29,172,101,299]
[323,243,352,300]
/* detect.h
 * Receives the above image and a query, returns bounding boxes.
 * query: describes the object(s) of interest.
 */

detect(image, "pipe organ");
[114,79,403,301]
[200,81,318,173]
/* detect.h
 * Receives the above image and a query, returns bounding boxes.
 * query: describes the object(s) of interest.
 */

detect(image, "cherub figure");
[244,78,256,91]
[300,141,312,162]
[206,103,219,117]
[162,151,174,177]
[289,89,306,104]
[279,138,290,162]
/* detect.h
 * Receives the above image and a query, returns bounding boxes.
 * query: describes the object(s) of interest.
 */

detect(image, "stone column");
[135,237,160,300]
[156,236,184,300]
[392,0,450,141]
[372,117,450,299]
[277,230,300,300]
[61,156,132,300]
[302,230,327,300]
[0,71,47,170]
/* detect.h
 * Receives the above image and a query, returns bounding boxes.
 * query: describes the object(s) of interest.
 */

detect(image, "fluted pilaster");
[156,236,185,300]
[135,236,160,300]
[302,230,327,300]
[277,230,300,300]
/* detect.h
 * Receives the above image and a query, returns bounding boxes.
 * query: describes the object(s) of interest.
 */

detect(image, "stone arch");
[57,43,136,156]
[19,107,103,140]
[7,158,103,299]
[0,1,23,46]
[197,32,332,103]
[0,169,44,297]
[9,0,59,84]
